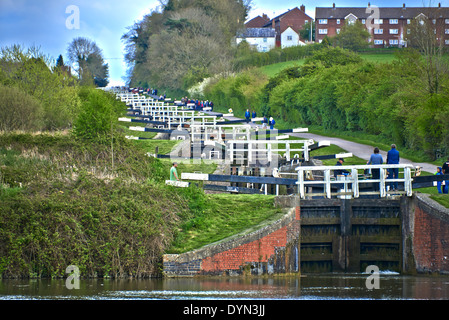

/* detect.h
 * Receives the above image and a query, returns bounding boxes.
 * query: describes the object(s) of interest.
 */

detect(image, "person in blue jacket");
[367,147,383,192]
[269,117,275,130]
[245,109,250,123]
[387,144,400,191]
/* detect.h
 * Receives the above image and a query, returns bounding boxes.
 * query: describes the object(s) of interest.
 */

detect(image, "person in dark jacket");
[442,157,449,194]
[387,144,400,190]
[334,158,349,178]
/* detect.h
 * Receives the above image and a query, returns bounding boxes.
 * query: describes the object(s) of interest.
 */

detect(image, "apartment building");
[315,3,449,47]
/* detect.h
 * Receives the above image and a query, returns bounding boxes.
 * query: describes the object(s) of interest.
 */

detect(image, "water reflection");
[1,273,449,300]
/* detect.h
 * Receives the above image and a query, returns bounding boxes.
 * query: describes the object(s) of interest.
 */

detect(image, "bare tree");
[405,6,448,94]
[67,37,109,87]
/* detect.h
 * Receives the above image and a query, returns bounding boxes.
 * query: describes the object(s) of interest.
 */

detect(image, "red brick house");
[245,14,270,28]
[315,3,449,47]
[262,5,314,47]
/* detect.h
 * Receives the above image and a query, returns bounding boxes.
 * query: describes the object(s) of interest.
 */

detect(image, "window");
[318,19,328,24]
[446,19,449,24]
[389,19,398,24]
[445,40,449,45]
[336,28,341,34]
[262,47,268,52]
[407,19,411,24]
[445,29,449,34]
[318,29,328,34]
[374,19,383,24]
[407,29,411,34]
[389,39,399,45]
[432,19,436,24]
[263,38,267,42]
[287,35,293,41]
[361,19,366,24]
[374,28,383,34]
[337,19,340,24]
[374,39,383,45]
[390,29,399,34]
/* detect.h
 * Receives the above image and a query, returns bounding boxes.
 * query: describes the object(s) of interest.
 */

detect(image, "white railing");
[295,164,415,199]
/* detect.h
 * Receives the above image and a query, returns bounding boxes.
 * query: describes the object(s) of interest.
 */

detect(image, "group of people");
[436,157,449,194]
[182,97,214,111]
[365,145,400,192]
[364,145,449,194]
[244,109,275,130]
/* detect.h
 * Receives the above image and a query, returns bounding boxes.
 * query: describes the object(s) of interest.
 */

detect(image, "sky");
[0,0,447,86]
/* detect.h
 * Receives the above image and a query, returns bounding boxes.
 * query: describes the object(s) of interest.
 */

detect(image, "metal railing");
[295,164,415,199]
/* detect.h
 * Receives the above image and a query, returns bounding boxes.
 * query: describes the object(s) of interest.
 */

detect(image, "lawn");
[167,194,285,254]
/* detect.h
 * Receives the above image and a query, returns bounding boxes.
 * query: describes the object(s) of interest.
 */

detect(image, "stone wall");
[163,196,300,277]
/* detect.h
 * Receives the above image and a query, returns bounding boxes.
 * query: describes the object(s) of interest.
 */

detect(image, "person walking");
[387,144,400,191]
[367,147,383,192]
[442,157,449,194]
[435,167,443,194]
[170,162,179,181]
[245,109,251,123]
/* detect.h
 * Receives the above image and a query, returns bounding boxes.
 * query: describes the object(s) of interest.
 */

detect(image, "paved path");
[204,111,438,174]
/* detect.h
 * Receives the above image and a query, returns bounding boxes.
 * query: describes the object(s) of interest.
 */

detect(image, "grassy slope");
[0,131,283,275]
[259,52,397,77]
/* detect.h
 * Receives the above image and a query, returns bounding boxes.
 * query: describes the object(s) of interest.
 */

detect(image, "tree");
[405,9,448,94]
[299,21,315,42]
[123,0,252,91]
[332,20,371,51]
[67,37,109,87]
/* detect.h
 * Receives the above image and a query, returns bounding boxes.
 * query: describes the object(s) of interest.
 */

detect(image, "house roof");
[316,6,449,19]
[245,15,270,28]
[263,7,313,27]
[236,28,276,38]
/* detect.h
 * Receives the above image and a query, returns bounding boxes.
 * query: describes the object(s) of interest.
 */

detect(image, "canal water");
[1,272,449,300]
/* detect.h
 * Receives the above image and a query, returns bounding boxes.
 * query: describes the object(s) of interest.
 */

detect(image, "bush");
[73,88,125,143]
[0,84,43,131]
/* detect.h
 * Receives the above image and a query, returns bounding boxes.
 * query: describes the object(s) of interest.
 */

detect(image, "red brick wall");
[201,226,288,272]
[201,208,300,273]
[413,205,449,273]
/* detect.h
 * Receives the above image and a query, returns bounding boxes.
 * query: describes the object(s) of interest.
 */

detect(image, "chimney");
[300,4,305,12]
[439,2,441,7]
[368,2,370,7]
[403,3,406,8]
[263,13,268,20]
[333,3,336,8]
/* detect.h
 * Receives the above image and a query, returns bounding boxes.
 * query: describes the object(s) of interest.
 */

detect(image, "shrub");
[0,84,43,131]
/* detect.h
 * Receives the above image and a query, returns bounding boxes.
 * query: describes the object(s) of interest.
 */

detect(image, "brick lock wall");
[163,199,300,277]
[413,196,449,274]
[201,225,292,272]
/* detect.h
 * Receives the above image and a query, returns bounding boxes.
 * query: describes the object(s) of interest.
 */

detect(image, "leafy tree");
[299,21,315,42]
[332,20,371,51]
